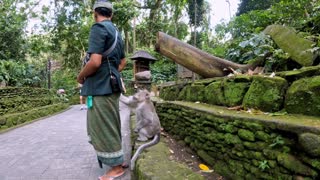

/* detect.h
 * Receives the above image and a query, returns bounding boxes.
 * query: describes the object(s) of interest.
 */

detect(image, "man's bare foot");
[99,165,124,180]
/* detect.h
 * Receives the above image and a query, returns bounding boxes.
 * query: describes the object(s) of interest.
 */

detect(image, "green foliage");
[0,0,28,61]
[151,57,177,84]
[258,160,270,171]
[50,0,92,70]
[0,61,44,87]
[214,0,320,72]
[237,0,280,16]
[2,0,319,89]
[271,0,315,28]
[187,0,205,27]
[226,33,291,72]
[51,69,78,94]
[112,0,138,31]
[131,48,177,84]
[121,57,134,81]
[270,135,285,148]
[224,10,277,40]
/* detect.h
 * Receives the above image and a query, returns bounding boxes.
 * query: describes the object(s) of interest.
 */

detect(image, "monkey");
[120,90,161,170]
[133,89,161,142]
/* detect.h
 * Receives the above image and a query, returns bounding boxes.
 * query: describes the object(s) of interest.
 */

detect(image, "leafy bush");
[213,0,320,72]
[0,60,44,87]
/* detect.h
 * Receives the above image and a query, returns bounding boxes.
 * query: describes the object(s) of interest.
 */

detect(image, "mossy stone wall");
[159,67,320,116]
[156,101,320,179]
[0,87,55,116]
[0,87,66,131]
[285,76,320,116]
[0,103,69,131]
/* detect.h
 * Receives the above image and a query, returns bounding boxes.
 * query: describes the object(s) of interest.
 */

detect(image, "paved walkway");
[0,103,132,180]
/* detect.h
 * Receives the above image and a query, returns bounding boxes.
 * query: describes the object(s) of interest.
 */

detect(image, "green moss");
[299,133,320,157]
[300,156,320,171]
[203,81,225,105]
[277,153,317,177]
[0,103,68,133]
[6,118,14,128]
[0,87,54,116]
[135,142,204,180]
[242,121,264,131]
[238,129,255,141]
[224,124,238,133]
[206,132,225,143]
[277,65,320,82]
[255,131,271,142]
[214,160,241,180]
[285,76,320,116]
[263,149,281,160]
[177,85,188,100]
[243,76,288,112]
[224,81,250,107]
[156,101,320,179]
[176,84,205,102]
[268,160,277,169]
[159,86,174,100]
[157,101,320,134]
[224,133,242,144]
[243,151,264,160]
[244,141,267,151]
[197,150,216,167]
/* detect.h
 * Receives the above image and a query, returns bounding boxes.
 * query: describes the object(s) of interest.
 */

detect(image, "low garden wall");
[156,101,320,179]
[159,65,320,116]
[0,87,68,131]
[156,66,320,179]
[0,87,55,115]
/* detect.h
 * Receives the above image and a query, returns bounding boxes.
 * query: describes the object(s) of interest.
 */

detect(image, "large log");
[155,32,256,78]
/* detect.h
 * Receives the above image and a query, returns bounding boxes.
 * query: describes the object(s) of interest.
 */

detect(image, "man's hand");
[77,53,102,84]
[118,58,126,72]
[77,76,85,84]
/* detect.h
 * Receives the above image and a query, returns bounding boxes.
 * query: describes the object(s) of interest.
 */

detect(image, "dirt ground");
[161,131,226,180]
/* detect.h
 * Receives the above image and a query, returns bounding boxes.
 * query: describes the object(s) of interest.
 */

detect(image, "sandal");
[98,170,125,180]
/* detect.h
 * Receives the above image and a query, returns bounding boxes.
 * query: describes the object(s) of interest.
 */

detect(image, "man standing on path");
[77,0,127,179]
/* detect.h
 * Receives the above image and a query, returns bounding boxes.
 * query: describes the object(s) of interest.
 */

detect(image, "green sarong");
[87,93,123,166]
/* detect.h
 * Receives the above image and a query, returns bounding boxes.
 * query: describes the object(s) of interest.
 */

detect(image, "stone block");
[243,76,288,112]
[285,76,320,116]
[264,25,317,66]
[299,133,320,157]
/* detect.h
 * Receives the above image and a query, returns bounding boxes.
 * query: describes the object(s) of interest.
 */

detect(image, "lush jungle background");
[0,0,319,95]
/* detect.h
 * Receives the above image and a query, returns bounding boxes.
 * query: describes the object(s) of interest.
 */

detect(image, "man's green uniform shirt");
[81,20,125,96]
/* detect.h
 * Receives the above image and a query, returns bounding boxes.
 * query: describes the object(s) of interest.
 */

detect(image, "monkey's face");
[133,90,150,102]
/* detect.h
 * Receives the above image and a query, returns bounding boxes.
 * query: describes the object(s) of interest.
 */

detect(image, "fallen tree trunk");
[155,32,256,78]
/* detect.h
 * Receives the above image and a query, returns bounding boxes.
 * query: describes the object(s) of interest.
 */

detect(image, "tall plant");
[0,0,29,61]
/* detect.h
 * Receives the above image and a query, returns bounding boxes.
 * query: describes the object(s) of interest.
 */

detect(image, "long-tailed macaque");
[120,90,161,170]
[133,90,161,141]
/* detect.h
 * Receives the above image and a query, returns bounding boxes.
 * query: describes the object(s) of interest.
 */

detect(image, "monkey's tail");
[130,133,160,170]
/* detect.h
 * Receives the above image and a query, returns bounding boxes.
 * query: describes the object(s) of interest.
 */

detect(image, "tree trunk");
[133,17,136,52]
[125,30,129,54]
[155,32,255,78]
